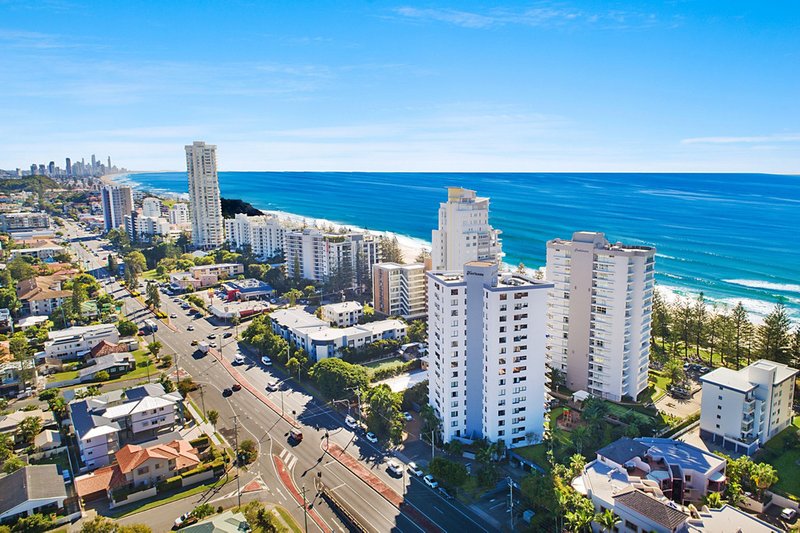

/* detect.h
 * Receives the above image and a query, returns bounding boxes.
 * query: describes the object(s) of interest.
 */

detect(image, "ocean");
[116,171,800,320]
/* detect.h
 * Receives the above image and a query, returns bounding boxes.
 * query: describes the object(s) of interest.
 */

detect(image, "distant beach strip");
[108,171,800,323]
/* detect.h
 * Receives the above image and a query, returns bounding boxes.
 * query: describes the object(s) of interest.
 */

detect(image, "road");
[62,221,489,533]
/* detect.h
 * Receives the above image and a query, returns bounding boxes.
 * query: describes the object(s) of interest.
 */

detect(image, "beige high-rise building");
[101,185,133,231]
[546,232,656,402]
[185,141,224,249]
[372,262,427,320]
[431,187,503,271]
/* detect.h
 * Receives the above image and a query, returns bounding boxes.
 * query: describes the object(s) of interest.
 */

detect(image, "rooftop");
[0,465,67,515]
[321,301,363,314]
[614,489,687,530]
[702,359,799,390]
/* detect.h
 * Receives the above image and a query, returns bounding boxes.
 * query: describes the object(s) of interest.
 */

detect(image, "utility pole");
[199,383,206,418]
[232,415,241,508]
[431,429,435,460]
[301,485,309,533]
[508,477,514,530]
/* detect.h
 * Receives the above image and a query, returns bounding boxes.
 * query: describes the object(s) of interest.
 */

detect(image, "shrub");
[157,475,182,493]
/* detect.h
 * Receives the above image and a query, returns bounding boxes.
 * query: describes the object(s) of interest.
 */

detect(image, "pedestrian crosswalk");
[279,448,297,470]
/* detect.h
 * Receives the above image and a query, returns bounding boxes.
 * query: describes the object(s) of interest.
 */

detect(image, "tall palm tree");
[571,426,590,454]
[564,506,595,533]
[569,453,586,478]
[596,509,620,532]
[751,463,779,499]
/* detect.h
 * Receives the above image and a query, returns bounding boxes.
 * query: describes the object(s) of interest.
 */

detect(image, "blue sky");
[1,1,798,172]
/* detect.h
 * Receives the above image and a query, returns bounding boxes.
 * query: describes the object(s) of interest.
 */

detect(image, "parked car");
[365,432,378,444]
[233,354,246,365]
[387,460,403,476]
[261,356,272,366]
[407,462,423,477]
[345,415,358,429]
[62,470,72,484]
[403,411,413,421]
[781,508,797,521]
[423,474,438,489]
[207,333,216,339]
[232,383,242,392]
[209,342,217,348]
[173,513,198,529]
[267,381,280,392]
[170,313,177,318]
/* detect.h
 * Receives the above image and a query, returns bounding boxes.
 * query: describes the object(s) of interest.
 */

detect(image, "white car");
[170,313,177,318]
[209,342,217,348]
[423,474,438,489]
[261,356,272,366]
[403,411,413,421]
[365,432,378,443]
[781,508,797,521]
[407,462,423,477]
[387,460,403,476]
[233,354,246,365]
[345,415,358,429]
[187,324,195,331]
[266,381,280,392]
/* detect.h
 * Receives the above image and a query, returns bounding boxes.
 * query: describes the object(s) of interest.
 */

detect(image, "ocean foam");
[723,279,800,294]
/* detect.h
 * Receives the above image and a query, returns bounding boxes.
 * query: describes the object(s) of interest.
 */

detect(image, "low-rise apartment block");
[0,212,50,232]
[372,262,427,320]
[189,263,244,280]
[39,323,119,362]
[320,301,363,327]
[16,275,72,316]
[224,213,285,260]
[270,307,406,361]
[700,359,798,455]
[68,383,183,471]
[8,245,65,261]
[427,262,551,448]
[285,229,381,290]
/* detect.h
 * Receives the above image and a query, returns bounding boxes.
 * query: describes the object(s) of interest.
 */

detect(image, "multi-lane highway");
[62,222,489,533]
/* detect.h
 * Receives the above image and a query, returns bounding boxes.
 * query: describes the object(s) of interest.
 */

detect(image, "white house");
[700,359,798,455]
[320,301,363,327]
[0,465,67,523]
[40,323,119,362]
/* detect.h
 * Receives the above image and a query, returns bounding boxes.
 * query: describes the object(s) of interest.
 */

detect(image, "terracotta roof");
[16,275,72,302]
[115,439,200,474]
[75,465,125,497]
[89,340,125,358]
[614,489,687,530]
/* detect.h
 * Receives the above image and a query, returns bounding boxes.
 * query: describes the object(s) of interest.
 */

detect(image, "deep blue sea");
[118,171,800,320]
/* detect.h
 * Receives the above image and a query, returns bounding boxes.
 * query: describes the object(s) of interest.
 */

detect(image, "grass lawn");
[97,349,155,385]
[273,506,302,533]
[47,369,79,382]
[29,450,71,472]
[141,269,162,281]
[363,356,405,370]
[110,477,228,518]
[512,443,550,471]
[759,416,800,498]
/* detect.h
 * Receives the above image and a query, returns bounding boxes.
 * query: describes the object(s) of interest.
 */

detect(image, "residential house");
[39,323,119,362]
[8,245,65,261]
[0,407,56,444]
[0,360,37,399]
[78,352,135,382]
[68,383,183,471]
[0,465,68,524]
[16,275,72,316]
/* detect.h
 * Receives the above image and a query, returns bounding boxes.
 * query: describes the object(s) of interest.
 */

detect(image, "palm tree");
[564,506,595,533]
[751,463,779,499]
[571,426,590,454]
[596,509,620,532]
[569,453,586,478]
[702,491,725,509]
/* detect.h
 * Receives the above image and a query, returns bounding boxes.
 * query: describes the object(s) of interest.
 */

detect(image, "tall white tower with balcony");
[545,232,656,402]
[185,141,224,249]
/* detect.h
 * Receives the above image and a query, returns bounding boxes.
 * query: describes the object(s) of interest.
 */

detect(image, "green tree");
[94,370,110,382]
[308,358,369,399]
[147,341,163,361]
[520,473,556,512]
[702,491,725,509]
[158,373,176,393]
[662,359,686,386]
[242,501,284,533]
[380,236,403,263]
[10,513,53,533]
[207,410,219,427]
[145,282,161,310]
[116,320,138,337]
[757,303,792,364]
[366,384,404,444]
[564,497,596,533]
[3,455,24,474]
[282,288,302,306]
[239,439,257,464]
[406,320,427,343]
[191,503,216,520]
[0,288,21,315]
[731,302,752,368]
[107,254,119,277]
[286,357,300,380]
[17,416,43,445]
[0,267,13,289]
[750,462,779,499]
[568,453,586,478]
[429,457,468,488]
[8,334,30,361]
[596,509,620,532]
[123,250,146,287]
[7,256,36,282]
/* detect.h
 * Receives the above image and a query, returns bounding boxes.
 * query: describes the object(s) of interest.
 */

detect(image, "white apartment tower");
[224,213,286,260]
[142,197,162,218]
[431,187,503,271]
[101,185,133,231]
[427,261,550,448]
[286,229,381,290]
[546,232,656,402]
[372,262,427,320]
[185,141,224,249]
[168,203,190,225]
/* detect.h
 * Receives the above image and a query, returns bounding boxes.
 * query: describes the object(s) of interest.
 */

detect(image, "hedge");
[370,359,420,381]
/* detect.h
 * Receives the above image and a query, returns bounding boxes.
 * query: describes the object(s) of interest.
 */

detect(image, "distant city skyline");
[0,1,798,173]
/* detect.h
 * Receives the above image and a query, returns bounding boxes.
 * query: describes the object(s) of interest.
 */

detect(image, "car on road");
[345,415,358,429]
[407,462,423,477]
[423,474,438,489]
[209,342,217,348]
[365,432,378,444]
[190,340,198,346]
[232,383,242,392]
[207,334,216,339]
[170,313,177,318]
[403,411,413,421]
[781,508,797,521]
[267,381,280,392]
[289,428,303,443]
[387,460,403,476]
[233,354,246,365]
[187,324,195,331]
[223,332,233,338]
[173,513,198,529]
[261,356,272,366]
[222,387,232,396]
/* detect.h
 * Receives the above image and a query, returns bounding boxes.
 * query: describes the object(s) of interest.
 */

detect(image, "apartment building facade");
[431,187,503,271]
[0,212,50,232]
[700,359,798,455]
[372,262,427,320]
[101,185,133,231]
[224,213,286,259]
[546,232,656,402]
[285,229,381,290]
[427,261,550,448]
[186,141,224,249]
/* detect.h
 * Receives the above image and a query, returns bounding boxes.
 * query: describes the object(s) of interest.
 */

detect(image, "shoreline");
[100,172,775,324]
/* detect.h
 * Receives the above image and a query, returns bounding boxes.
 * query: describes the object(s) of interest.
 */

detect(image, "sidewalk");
[184,399,226,447]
